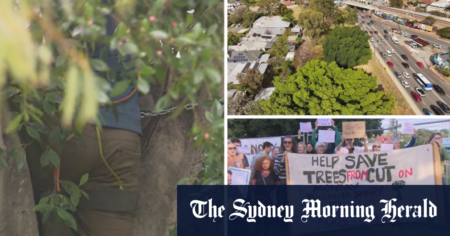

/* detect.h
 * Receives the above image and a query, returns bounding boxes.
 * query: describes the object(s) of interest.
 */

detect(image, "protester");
[227,141,245,169]
[315,142,326,154]
[227,170,232,185]
[311,120,341,154]
[372,141,382,152]
[251,156,279,186]
[271,146,280,160]
[231,139,250,169]
[336,134,369,154]
[297,143,307,154]
[250,142,273,175]
[425,132,450,182]
[306,142,316,154]
[391,129,417,149]
[275,136,297,185]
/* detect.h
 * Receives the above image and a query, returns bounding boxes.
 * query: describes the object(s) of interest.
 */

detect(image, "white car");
[370,38,375,42]
[389,48,396,53]
[403,72,410,78]
[401,80,409,88]
[374,44,378,48]
[415,87,426,96]
[433,44,441,49]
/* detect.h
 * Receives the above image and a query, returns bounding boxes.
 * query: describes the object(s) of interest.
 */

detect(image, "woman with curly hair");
[251,156,279,186]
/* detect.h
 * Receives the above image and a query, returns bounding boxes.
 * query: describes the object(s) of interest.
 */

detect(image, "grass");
[291,6,302,20]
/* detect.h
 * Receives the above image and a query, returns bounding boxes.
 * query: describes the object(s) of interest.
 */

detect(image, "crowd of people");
[227,120,450,186]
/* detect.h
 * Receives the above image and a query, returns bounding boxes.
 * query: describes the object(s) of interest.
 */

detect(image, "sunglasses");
[345,139,353,141]
[228,147,236,150]
[373,145,381,148]
[283,141,292,144]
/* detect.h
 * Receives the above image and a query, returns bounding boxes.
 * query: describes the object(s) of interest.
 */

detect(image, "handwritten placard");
[318,130,335,143]
[401,123,414,134]
[442,138,450,145]
[317,118,332,126]
[300,122,313,132]
[380,144,394,151]
[236,146,250,154]
[342,121,366,139]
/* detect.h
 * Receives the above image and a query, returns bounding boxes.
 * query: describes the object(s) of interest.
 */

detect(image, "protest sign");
[442,138,450,145]
[317,118,332,126]
[342,121,365,138]
[228,167,250,197]
[286,144,437,185]
[300,122,313,132]
[401,123,415,134]
[380,144,394,151]
[318,130,335,143]
[377,136,392,144]
[236,146,250,155]
[238,136,282,164]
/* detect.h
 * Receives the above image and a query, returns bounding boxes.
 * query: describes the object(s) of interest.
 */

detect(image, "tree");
[259,60,395,115]
[0,1,224,235]
[437,27,450,39]
[227,96,263,115]
[298,9,329,39]
[390,0,403,8]
[277,4,293,16]
[235,6,249,18]
[283,13,297,25]
[296,37,303,44]
[237,69,264,99]
[228,33,240,45]
[242,10,258,27]
[323,26,372,68]
[309,0,338,24]
[344,7,358,25]
[229,14,242,24]
[271,35,289,56]
[259,0,280,13]
[421,16,437,26]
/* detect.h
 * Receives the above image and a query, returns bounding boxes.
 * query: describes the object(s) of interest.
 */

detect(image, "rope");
[95,126,123,190]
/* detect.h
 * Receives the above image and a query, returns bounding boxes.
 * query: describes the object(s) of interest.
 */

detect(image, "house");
[228,50,263,63]
[228,62,269,84]
[259,54,271,63]
[265,42,274,51]
[429,0,450,11]
[288,35,298,43]
[228,41,268,51]
[227,1,244,12]
[285,52,295,61]
[254,87,276,101]
[253,16,291,28]
[291,25,302,37]
[281,1,296,6]
[247,27,286,37]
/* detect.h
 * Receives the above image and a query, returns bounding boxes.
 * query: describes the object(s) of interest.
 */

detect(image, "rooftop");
[291,25,302,33]
[285,52,295,61]
[288,35,298,42]
[259,54,271,63]
[228,62,269,84]
[253,16,291,28]
[247,27,286,36]
[228,50,263,62]
[228,41,267,51]
[254,87,276,101]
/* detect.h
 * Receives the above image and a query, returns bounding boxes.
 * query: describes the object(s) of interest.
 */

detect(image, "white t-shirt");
[335,146,366,154]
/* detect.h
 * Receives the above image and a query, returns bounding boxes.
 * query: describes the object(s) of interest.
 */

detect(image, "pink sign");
[318,130,335,143]
[300,122,313,132]
[380,144,394,151]
[401,123,414,134]
[317,118,332,126]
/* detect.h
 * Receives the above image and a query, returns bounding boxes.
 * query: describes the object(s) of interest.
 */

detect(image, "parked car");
[403,72,410,78]
[374,31,378,34]
[417,62,424,68]
[411,91,422,102]
[423,108,434,115]
[433,44,441,49]
[370,38,374,42]
[384,35,389,39]
[389,48,396,53]
[374,44,378,48]
[431,105,445,115]
[368,23,371,26]
[401,54,408,60]
[387,61,394,67]
[402,62,410,68]
[415,87,426,96]
[437,101,450,113]
[433,84,445,95]
[402,80,410,88]
[384,30,388,34]
[394,71,402,78]
[362,21,365,23]
[369,16,372,18]
[362,16,365,18]
[370,31,373,34]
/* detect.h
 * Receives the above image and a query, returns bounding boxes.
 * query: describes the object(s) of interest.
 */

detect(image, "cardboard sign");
[342,121,366,139]
[380,144,394,151]
[300,122,313,132]
[317,118,332,126]
[442,138,450,145]
[318,130,335,143]
[401,123,415,134]
[377,136,392,144]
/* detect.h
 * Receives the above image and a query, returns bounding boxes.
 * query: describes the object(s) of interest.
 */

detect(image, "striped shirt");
[274,153,286,182]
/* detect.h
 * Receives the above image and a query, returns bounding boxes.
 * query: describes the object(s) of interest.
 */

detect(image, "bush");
[228,84,237,89]
[428,11,449,18]
[437,27,450,39]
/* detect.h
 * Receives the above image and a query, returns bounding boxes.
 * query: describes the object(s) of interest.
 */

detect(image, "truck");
[392,36,399,44]
[406,22,413,27]
[425,26,433,32]
[413,23,420,29]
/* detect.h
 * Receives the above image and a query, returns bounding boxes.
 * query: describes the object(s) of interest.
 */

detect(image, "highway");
[358,12,450,115]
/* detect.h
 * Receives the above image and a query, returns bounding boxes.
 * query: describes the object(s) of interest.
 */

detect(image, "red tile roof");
[282,1,296,6]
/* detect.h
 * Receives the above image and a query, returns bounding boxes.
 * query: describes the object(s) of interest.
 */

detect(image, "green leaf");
[49,127,61,144]
[140,66,155,77]
[43,100,55,116]
[3,87,18,98]
[6,114,22,133]
[205,111,214,123]
[46,92,58,103]
[118,42,139,56]
[137,79,150,94]
[71,194,80,207]
[186,13,194,28]
[212,99,223,118]
[39,197,50,205]
[90,59,109,71]
[205,68,221,83]
[154,96,170,112]
[26,126,41,141]
[0,154,8,168]
[16,148,26,170]
[110,80,131,98]
[42,210,51,224]
[32,204,53,212]
[100,47,108,62]
[56,208,77,231]
[154,64,167,84]
[79,173,89,186]
[193,69,203,85]
[48,149,60,169]
[80,190,89,200]
[40,150,50,167]
[150,30,168,40]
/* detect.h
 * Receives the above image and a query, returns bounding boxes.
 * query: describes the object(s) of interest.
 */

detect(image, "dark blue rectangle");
[178,185,450,236]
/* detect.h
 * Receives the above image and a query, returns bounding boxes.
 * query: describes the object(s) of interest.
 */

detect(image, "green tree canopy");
[344,7,358,25]
[298,9,329,39]
[242,10,258,27]
[436,27,450,39]
[271,35,289,56]
[277,4,293,16]
[237,68,264,99]
[323,26,372,68]
[260,60,394,115]
[259,0,281,13]
[390,0,404,8]
[229,14,242,24]
[421,16,437,26]
[309,0,338,24]
[228,33,240,45]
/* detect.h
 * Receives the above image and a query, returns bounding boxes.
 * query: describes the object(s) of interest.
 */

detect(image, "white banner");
[287,145,435,185]
[238,136,283,164]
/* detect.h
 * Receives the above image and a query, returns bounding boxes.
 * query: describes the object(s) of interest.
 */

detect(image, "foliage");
[227,95,264,115]
[277,4,293,16]
[243,10,258,27]
[421,16,437,26]
[259,60,395,115]
[228,33,240,46]
[344,7,358,25]
[428,11,449,17]
[228,84,238,90]
[389,0,404,8]
[271,35,289,56]
[259,0,281,14]
[298,9,329,39]
[296,37,303,44]
[1,0,224,230]
[437,27,450,39]
[228,119,384,139]
[237,69,264,99]
[309,0,338,24]
[323,26,371,68]
[282,13,297,25]
[437,67,450,77]
[229,14,242,25]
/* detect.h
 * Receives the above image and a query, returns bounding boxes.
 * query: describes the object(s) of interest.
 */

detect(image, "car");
[423,108,434,115]
[387,61,394,67]
[403,72,410,78]
[362,21,365,23]
[384,35,389,39]
[394,71,402,78]
[437,101,450,113]
[368,23,371,26]
[384,30,388,34]
[370,31,373,34]
[362,16,365,18]
[369,16,372,18]
[377,39,380,43]
[374,31,378,34]
[401,54,408,60]
[411,34,418,39]
[433,44,441,49]
[431,105,445,115]
[365,15,368,17]
[374,44,378,48]
[402,80,410,88]
[381,52,387,57]
[370,38,374,42]
[230,24,235,27]
[402,62,410,68]
[433,84,445,95]
[415,87,426,96]
[365,30,368,34]
[417,62,424,68]
[411,91,422,102]
[389,48,396,53]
